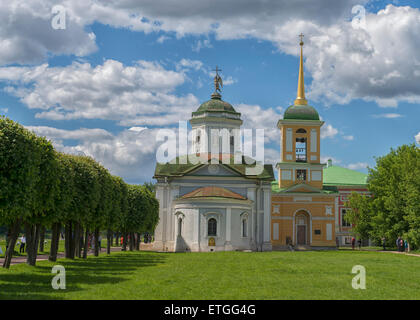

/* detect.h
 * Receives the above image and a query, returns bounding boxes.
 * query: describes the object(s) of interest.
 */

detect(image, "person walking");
[351,237,355,250]
[19,235,26,253]
[358,238,362,250]
[382,237,386,251]
[396,236,401,251]
[399,238,404,252]
[404,239,409,253]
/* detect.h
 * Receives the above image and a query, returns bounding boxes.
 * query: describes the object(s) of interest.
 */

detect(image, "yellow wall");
[271,194,336,247]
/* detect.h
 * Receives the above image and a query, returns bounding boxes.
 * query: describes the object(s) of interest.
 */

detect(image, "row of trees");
[346,144,420,249]
[0,116,159,268]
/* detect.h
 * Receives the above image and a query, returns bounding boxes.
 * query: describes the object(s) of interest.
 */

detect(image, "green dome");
[193,94,239,115]
[283,104,320,121]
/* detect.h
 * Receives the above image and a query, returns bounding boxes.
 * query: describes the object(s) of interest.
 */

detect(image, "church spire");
[294,33,308,106]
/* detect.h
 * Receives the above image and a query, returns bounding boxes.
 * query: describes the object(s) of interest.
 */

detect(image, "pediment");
[188,164,241,177]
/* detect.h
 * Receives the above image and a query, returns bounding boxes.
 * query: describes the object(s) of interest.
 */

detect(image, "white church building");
[153,76,274,252]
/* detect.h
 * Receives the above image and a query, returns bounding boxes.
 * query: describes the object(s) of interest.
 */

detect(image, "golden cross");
[213,65,222,76]
[299,33,304,46]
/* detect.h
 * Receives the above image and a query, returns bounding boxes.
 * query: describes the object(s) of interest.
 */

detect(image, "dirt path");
[0,246,122,266]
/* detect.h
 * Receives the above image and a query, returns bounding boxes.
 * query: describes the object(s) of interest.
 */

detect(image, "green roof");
[323,165,368,186]
[154,154,274,180]
[192,95,240,116]
[271,181,338,194]
[283,104,320,121]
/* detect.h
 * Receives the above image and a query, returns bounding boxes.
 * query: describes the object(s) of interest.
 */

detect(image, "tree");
[346,144,420,249]
[0,117,42,268]
[24,134,59,266]
[49,153,76,262]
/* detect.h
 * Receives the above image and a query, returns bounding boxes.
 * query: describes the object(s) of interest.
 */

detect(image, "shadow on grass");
[0,252,167,300]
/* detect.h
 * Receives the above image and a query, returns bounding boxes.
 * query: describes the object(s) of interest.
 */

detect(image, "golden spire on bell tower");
[294,33,308,106]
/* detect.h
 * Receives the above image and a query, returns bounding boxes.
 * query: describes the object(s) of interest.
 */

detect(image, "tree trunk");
[74,222,80,258]
[33,224,40,265]
[94,228,99,257]
[78,226,84,258]
[129,232,134,251]
[25,222,39,266]
[49,222,60,262]
[64,222,70,258]
[115,232,119,246]
[83,228,89,259]
[107,229,112,255]
[2,219,21,268]
[135,232,140,251]
[39,226,46,252]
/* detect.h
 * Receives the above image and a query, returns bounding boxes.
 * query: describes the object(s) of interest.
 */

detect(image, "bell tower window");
[296,169,307,181]
[296,137,307,163]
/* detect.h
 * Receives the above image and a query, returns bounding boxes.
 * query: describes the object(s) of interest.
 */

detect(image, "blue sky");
[0,0,419,183]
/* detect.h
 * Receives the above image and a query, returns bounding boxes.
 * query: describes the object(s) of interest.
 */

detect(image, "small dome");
[283,104,320,121]
[194,94,239,115]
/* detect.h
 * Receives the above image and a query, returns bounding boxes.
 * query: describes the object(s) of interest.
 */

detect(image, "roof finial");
[294,33,308,105]
[211,65,223,99]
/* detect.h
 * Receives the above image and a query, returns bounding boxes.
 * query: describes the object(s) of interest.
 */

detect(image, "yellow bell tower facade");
[277,35,325,190]
[271,35,337,249]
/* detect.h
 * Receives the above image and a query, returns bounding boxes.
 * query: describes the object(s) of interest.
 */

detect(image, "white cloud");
[0,59,199,126]
[157,35,170,43]
[26,125,161,183]
[372,113,404,119]
[343,135,354,141]
[192,39,212,52]
[415,132,420,144]
[176,59,203,71]
[236,103,283,144]
[1,1,419,109]
[346,162,369,170]
[321,124,338,139]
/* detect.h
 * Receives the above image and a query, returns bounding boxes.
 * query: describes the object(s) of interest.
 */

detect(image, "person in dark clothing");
[396,236,401,251]
[351,237,355,250]
[358,239,362,250]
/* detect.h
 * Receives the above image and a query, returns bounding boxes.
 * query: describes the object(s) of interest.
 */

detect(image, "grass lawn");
[0,249,419,300]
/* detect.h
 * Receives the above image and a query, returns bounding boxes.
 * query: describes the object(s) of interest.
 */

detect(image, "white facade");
[153,172,272,252]
[153,93,273,252]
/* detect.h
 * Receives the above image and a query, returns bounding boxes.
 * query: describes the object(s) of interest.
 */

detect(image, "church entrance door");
[297,225,306,245]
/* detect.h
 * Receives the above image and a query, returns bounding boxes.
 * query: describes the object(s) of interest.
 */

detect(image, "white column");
[226,207,231,243]
[262,187,272,251]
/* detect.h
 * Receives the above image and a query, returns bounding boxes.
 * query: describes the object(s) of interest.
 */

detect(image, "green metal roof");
[283,104,319,121]
[192,95,240,116]
[323,165,368,186]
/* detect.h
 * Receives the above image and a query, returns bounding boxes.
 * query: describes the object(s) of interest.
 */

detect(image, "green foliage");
[1,116,160,266]
[346,144,420,248]
[0,117,42,224]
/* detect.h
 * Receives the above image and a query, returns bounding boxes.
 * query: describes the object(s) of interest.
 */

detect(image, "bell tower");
[277,35,325,190]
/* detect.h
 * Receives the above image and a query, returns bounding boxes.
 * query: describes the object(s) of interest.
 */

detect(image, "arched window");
[178,218,182,236]
[296,128,307,133]
[208,218,217,236]
[242,219,248,237]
